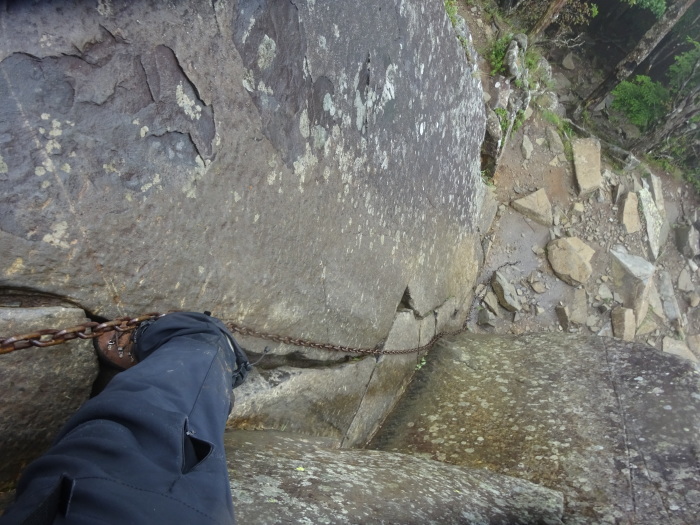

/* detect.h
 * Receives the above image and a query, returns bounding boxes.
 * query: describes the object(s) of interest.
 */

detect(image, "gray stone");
[371,333,700,524]
[555,305,570,331]
[547,237,595,286]
[505,39,525,80]
[689,291,700,308]
[662,337,697,363]
[687,334,700,358]
[492,271,521,312]
[638,187,665,260]
[619,191,642,234]
[419,315,437,346]
[675,223,700,258]
[678,267,695,292]
[511,188,553,226]
[659,271,682,324]
[0,0,485,362]
[562,52,575,70]
[435,297,467,334]
[546,126,565,155]
[478,308,496,327]
[530,281,546,294]
[647,280,666,319]
[598,284,613,302]
[0,307,98,485]
[521,134,533,160]
[610,248,655,328]
[483,290,501,316]
[611,307,636,341]
[572,138,602,196]
[229,431,565,524]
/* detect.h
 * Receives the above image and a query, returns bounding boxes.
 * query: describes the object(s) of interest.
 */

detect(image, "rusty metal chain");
[1,312,466,356]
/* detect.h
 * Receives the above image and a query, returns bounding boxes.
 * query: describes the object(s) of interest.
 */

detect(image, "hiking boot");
[93,330,139,371]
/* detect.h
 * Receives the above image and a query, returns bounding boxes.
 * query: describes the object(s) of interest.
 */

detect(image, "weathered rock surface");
[546,126,565,155]
[0,0,484,354]
[611,307,636,341]
[228,431,565,524]
[511,188,553,226]
[572,138,602,196]
[521,134,533,160]
[0,307,98,486]
[0,0,487,452]
[370,333,700,524]
[675,223,700,258]
[659,271,683,325]
[547,237,594,286]
[610,248,655,328]
[638,187,665,260]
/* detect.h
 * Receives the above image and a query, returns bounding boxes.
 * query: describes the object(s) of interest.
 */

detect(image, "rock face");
[228,431,565,524]
[611,306,636,341]
[547,237,594,286]
[0,0,486,448]
[511,188,553,226]
[370,333,700,524]
[0,308,98,486]
[572,138,602,196]
[0,0,484,350]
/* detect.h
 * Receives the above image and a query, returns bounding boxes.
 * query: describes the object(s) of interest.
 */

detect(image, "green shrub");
[487,34,513,75]
[611,75,669,131]
[445,0,458,27]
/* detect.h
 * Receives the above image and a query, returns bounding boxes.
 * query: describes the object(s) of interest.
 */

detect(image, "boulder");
[491,271,521,312]
[483,290,501,316]
[478,308,497,327]
[619,191,642,234]
[0,0,487,450]
[569,288,588,325]
[511,188,553,226]
[572,138,602,196]
[0,307,98,486]
[370,332,700,524]
[228,431,565,524]
[0,0,485,359]
[611,307,636,341]
[610,248,655,328]
[547,237,595,286]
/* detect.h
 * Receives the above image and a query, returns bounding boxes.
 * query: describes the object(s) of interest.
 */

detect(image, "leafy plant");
[487,34,513,75]
[494,107,509,134]
[415,356,427,370]
[445,0,459,27]
[611,75,669,131]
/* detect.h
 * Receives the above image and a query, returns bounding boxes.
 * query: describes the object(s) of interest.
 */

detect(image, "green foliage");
[668,39,700,95]
[541,110,573,137]
[445,0,459,27]
[611,75,670,131]
[494,107,509,134]
[487,34,513,75]
[590,3,599,17]
[513,109,527,133]
[415,356,427,370]
[629,0,666,17]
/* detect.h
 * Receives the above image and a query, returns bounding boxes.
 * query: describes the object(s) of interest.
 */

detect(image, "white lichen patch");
[34,166,46,176]
[41,180,50,189]
[267,171,277,185]
[140,126,149,138]
[181,156,207,198]
[5,257,24,276]
[299,108,310,139]
[0,155,8,174]
[49,119,62,137]
[45,139,60,154]
[97,0,113,16]
[176,82,202,120]
[233,191,241,202]
[257,35,277,70]
[41,113,50,121]
[242,69,255,92]
[140,173,162,193]
[42,221,70,249]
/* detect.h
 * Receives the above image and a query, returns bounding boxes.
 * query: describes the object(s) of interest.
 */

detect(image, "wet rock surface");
[0,307,98,487]
[228,430,565,525]
[370,332,700,524]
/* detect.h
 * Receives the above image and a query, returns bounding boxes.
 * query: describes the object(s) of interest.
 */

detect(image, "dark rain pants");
[0,312,245,525]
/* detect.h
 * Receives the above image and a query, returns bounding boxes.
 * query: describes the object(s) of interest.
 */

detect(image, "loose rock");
[572,138,602,196]
[521,134,534,160]
[610,248,655,328]
[492,271,522,312]
[611,307,636,341]
[619,192,642,234]
[547,237,595,286]
[511,188,553,226]
[662,337,698,363]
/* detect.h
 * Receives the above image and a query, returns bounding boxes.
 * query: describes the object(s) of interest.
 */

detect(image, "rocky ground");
[460,2,700,362]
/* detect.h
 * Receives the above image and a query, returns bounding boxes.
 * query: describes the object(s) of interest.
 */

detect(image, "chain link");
[1,312,466,356]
